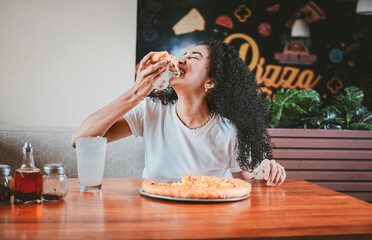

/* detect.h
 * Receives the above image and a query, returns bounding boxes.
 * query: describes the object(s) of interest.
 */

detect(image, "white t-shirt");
[124,98,244,178]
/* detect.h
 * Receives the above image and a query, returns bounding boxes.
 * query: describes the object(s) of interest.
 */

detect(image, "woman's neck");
[176,96,212,129]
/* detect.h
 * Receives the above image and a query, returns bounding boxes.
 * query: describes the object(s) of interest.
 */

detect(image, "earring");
[205,88,208,92]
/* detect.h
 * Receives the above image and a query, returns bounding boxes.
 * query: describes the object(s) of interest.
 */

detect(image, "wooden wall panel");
[285,171,372,181]
[343,192,372,202]
[277,160,372,170]
[272,138,372,149]
[267,129,372,138]
[273,149,372,159]
[268,129,372,203]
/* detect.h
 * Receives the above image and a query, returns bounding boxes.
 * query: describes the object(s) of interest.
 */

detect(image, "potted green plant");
[264,86,372,203]
[264,86,372,130]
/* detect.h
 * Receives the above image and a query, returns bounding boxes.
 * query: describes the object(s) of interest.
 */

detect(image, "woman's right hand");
[132,52,170,100]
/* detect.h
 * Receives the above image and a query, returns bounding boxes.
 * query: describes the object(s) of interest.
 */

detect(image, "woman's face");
[169,45,212,94]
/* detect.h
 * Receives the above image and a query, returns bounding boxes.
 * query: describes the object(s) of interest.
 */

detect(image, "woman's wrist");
[125,85,145,104]
[129,83,152,102]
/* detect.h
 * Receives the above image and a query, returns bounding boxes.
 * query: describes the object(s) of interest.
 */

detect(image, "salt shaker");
[42,163,68,201]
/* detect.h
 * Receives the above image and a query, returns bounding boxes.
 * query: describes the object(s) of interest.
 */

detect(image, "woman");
[71,39,286,186]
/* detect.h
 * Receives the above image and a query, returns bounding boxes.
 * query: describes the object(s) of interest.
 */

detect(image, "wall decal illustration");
[136,0,372,110]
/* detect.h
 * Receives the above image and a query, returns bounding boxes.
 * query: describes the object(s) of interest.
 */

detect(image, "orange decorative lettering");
[224,33,259,71]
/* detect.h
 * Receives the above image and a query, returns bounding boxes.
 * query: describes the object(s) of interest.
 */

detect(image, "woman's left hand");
[255,159,286,186]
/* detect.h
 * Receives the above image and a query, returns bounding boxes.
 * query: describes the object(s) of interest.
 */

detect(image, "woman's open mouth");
[177,68,185,76]
[169,62,185,77]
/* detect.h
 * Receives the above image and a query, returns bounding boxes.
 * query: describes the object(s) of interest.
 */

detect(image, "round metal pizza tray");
[139,187,250,202]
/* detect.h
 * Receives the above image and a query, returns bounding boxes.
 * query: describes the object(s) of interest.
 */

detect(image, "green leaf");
[308,116,324,128]
[362,114,372,124]
[296,89,322,112]
[308,106,344,129]
[272,106,283,127]
[266,86,371,130]
[353,105,372,124]
[323,124,343,130]
[274,88,299,104]
[264,98,282,127]
[283,102,307,119]
[345,86,364,105]
[278,115,301,128]
[331,97,357,128]
[263,98,272,118]
[350,123,372,130]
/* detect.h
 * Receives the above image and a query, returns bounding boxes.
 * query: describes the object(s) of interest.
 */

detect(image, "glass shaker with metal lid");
[42,163,68,201]
[0,164,12,203]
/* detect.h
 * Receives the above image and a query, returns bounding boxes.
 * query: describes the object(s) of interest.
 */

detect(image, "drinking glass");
[75,136,107,192]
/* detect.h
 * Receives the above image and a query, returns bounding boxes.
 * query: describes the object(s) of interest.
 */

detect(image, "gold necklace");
[175,106,214,130]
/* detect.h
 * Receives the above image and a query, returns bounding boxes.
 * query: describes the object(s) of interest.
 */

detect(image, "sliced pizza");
[142,174,251,199]
[150,51,181,76]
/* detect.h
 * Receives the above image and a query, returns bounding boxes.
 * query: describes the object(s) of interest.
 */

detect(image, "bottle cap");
[43,163,65,174]
[0,164,11,175]
[23,142,33,153]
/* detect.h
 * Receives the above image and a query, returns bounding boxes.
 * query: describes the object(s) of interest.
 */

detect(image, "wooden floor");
[268,128,372,203]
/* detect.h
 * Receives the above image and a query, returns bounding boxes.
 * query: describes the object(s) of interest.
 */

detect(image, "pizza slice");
[142,174,251,199]
[150,51,182,77]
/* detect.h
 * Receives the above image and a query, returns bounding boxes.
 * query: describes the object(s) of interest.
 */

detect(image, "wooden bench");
[268,128,372,203]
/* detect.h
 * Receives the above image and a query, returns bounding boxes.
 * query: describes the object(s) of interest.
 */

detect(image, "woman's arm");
[71,52,170,147]
[231,171,255,181]
[70,89,140,147]
[232,159,286,186]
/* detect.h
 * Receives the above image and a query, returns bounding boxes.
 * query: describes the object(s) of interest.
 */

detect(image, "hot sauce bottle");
[13,142,42,203]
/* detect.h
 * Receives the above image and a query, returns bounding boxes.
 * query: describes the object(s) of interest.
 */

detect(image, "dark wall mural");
[136,0,372,110]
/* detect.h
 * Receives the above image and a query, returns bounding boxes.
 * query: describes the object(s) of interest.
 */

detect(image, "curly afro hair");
[148,39,273,171]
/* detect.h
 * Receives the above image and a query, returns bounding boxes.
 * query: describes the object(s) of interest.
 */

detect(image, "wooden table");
[1,178,372,239]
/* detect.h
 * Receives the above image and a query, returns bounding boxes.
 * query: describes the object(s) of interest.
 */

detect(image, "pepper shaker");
[42,163,68,201]
[0,165,12,203]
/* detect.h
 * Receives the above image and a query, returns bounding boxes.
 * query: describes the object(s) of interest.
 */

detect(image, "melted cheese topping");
[151,51,181,76]
[158,176,237,189]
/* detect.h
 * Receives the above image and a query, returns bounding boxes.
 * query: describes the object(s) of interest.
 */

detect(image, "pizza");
[142,174,251,199]
[150,51,181,76]
[151,51,176,63]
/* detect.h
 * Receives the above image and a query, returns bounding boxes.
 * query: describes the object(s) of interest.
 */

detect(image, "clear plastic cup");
[75,136,107,192]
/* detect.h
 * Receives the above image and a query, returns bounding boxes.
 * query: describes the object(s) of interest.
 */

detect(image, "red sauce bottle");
[13,142,42,203]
